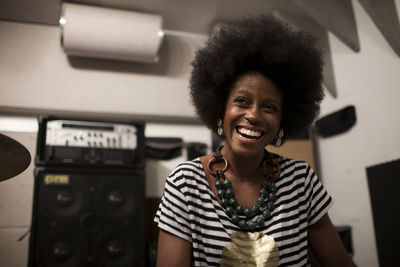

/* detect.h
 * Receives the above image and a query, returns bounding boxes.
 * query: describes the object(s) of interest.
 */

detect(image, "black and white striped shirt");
[154,155,333,266]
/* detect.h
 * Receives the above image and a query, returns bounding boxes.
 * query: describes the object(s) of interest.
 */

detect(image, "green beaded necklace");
[207,145,281,231]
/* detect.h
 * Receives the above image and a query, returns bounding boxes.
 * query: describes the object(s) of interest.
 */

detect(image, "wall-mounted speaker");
[315,105,356,137]
[28,167,145,267]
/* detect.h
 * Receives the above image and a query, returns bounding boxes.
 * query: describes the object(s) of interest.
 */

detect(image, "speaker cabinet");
[367,159,400,266]
[28,167,145,267]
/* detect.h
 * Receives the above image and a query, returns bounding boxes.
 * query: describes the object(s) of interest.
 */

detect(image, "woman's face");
[223,71,283,157]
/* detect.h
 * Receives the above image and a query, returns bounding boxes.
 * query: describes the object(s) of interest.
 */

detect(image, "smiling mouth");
[236,126,264,139]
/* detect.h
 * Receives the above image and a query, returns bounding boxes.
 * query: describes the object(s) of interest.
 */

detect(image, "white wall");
[318,1,400,266]
[0,20,203,121]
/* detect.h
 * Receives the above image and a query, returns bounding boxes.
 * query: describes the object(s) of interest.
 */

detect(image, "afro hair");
[189,15,324,143]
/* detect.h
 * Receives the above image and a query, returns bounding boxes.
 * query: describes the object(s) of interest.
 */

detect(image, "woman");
[155,15,355,266]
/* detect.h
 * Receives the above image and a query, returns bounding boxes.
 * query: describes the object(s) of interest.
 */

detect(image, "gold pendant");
[220,232,279,266]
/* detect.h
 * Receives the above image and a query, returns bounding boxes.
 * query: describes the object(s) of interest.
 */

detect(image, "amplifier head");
[35,117,145,168]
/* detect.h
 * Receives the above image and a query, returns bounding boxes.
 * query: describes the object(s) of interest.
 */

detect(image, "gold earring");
[217,119,224,136]
[275,129,284,146]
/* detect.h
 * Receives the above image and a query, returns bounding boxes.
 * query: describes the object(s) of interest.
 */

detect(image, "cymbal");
[0,133,31,182]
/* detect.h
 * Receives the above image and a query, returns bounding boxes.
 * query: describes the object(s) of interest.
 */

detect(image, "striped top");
[154,155,333,266]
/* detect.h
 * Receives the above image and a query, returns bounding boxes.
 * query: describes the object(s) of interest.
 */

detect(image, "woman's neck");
[220,145,265,182]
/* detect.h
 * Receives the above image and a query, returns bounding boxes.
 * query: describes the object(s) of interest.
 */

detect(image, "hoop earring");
[275,129,284,146]
[217,119,224,136]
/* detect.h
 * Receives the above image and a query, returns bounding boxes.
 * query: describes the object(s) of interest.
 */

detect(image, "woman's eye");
[263,104,279,113]
[234,97,248,106]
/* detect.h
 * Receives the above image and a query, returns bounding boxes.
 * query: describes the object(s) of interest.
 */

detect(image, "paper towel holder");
[59,3,165,63]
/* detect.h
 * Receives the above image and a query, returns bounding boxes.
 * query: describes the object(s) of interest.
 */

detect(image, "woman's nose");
[245,106,262,124]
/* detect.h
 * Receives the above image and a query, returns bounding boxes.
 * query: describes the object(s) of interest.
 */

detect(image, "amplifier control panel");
[36,118,145,167]
[45,120,137,149]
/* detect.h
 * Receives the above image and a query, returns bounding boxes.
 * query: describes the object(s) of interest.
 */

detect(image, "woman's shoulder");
[165,158,211,198]
[173,157,204,173]
[167,158,206,183]
[269,153,319,193]
[269,152,316,183]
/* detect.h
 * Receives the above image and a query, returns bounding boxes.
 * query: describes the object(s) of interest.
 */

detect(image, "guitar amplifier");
[29,117,147,267]
[35,117,145,168]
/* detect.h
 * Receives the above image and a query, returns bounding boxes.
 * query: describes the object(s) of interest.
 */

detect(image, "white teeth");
[237,127,262,137]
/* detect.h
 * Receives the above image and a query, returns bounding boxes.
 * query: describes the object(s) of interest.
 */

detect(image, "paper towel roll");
[60,3,164,63]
